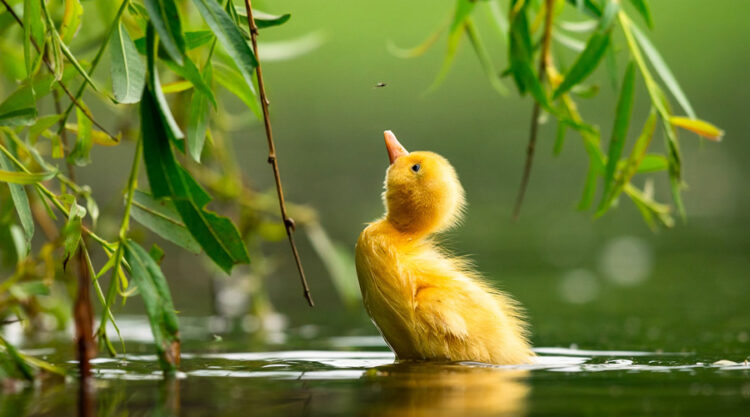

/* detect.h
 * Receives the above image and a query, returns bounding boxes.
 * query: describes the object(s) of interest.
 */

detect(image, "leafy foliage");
[0,0,352,378]
[394,0,722,229]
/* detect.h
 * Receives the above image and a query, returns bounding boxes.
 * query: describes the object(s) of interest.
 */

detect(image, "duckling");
[355,131,533,365]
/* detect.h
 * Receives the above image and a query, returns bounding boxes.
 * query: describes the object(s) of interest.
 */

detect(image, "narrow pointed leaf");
[143,0,185,64]
[669,116,724,141]
[145,25,183,139]
[0,150,33,249]
[599,61,636,211]
[60,0,83,44]
[630,23,696,119]
[67,103,92,166]
[163,55,217,108]
[0,168,56,184]
[233,8,291,29]
[130,190,201,254]
[553,32,611,98]
[191,0,257,93]
[628,0,653,29]
[110,22,146,104]
[123,239,180,372]
[213,61,262,120]
[187,64,212,162]
[141,86,249,273]
[0,83,37,126]
[465,17,507,95]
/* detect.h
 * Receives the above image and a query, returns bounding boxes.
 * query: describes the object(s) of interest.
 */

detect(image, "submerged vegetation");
[392,0,723,229]
[0,0,353,382]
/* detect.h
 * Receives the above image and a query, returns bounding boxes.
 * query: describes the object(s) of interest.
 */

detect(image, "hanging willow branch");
[512,0,555,220]
[242,0,314,307]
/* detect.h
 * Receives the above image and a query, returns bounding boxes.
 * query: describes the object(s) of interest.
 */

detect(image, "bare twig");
[0,0,115,139]
[243,0,314,307]
[512,0,555,221]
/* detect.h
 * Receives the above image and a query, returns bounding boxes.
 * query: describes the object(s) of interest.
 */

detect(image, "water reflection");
[361,362,530,417]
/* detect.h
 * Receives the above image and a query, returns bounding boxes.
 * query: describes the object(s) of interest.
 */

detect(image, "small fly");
[374,82,387,88]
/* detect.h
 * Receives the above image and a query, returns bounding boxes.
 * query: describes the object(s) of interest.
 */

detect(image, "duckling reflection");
[360,362,530,417]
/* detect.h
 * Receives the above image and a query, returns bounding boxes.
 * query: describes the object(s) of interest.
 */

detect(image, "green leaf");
[0,336,34,381]
[23,0,45,78]
[145,25,183,139]
[123,239,180,373]
[234,7,291,29]
[143,0,186,65]
[598,61,636,213]
[0,168,56,184]
[0,84,37,127]
[630,23,696,119]
[40,0,98,90]
[140,86,250,273]
[602,109,658,213]
[553,32,611,98]
[110,22,146,104]
[578,161,599,210]
[163,55,217,108]
[28,114,62,144]
[192,0,258,95]
[465,17,507,96]
[60,0,83,44]
[635,153,667,173]
[565,0,602,17]
[67,103,92,166]
[213,60,262,120]
[130,190,201,254]
[61,201,85,267]
[134,30,214,54]
[187,64,212,162]
[0,150,33,250]
[507,3,533,94]
[628,0,653,29]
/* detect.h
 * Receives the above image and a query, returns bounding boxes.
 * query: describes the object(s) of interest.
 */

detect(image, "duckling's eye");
[411,164,421,173]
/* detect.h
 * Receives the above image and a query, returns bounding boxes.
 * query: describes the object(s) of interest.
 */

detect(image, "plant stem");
[242,0,314,307]
[512,0,555,220]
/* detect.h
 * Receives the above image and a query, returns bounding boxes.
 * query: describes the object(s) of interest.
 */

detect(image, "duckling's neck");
[382,215,436,241]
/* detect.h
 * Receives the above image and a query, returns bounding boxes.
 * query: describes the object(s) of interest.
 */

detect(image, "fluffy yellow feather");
[355,131,533,365]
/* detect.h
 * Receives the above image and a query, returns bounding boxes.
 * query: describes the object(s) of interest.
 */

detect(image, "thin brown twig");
[512,0,556,221]
[0,0,114,138]
[243,0,314,307]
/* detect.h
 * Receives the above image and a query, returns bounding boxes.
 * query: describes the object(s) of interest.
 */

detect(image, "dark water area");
[3,316,750,416]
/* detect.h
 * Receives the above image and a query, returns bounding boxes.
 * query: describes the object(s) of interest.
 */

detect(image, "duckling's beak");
[384,130,409,165]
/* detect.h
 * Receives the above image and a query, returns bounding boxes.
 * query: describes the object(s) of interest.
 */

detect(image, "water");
[3,317,750,416]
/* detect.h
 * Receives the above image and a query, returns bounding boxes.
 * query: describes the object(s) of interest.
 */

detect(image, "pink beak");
[384,130,409,165]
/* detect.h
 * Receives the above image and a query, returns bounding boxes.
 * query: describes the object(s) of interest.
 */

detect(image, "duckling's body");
[355,131,533,365]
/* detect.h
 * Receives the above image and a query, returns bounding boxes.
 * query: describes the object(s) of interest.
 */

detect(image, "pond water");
[4,317,750,416]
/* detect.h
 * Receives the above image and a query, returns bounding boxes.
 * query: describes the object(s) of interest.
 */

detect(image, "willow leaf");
[0,150,33,249]
[192,0,257,93]
[140,86,249,273]
[630,23,696,119]
[110,22,145,104]
[143,0,185,65]
[123,239,179,373]
[599,61,636,211]
[187,64,212,162]
[130,190,201,254]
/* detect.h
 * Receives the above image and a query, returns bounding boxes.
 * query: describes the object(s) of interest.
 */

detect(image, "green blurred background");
[79,0,749,356]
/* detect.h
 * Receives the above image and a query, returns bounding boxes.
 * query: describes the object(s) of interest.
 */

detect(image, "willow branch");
[512,0,555,220]
[0,0,115,139]
[243,0,314,307]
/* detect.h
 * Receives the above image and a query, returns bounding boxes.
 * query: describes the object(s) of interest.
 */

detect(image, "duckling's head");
[382,130,465,236]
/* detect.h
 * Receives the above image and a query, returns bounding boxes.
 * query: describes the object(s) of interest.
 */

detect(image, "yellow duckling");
[355,131,533,365]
